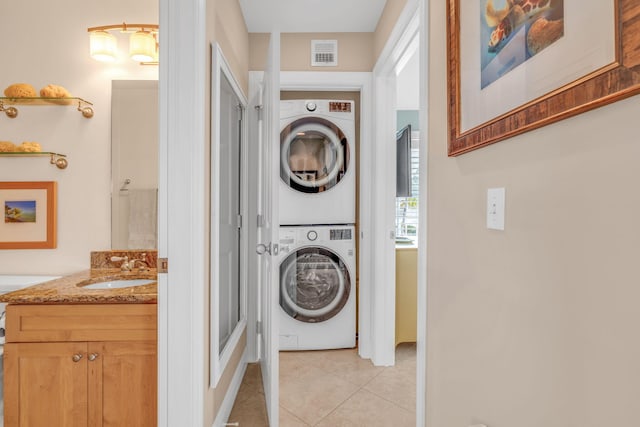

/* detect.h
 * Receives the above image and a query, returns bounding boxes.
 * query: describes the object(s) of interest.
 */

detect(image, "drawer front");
[6,304,157,342]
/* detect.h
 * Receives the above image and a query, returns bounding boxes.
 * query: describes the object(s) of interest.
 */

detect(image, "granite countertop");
[0,269,157,304]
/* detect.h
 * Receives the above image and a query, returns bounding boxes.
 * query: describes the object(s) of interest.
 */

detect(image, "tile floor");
[228,343,416,426]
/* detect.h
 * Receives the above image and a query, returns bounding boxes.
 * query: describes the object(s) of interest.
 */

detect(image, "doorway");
[229,11,427,417]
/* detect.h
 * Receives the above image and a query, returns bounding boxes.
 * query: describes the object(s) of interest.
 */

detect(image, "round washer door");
[280,247,351,323]
[280,117,350,193]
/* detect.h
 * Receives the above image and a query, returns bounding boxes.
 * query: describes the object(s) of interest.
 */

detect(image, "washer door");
[280,117,350,193]
[280,247,351,323]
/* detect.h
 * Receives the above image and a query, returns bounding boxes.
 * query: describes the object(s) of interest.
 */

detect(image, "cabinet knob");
[88,353,99,361]
[72,353,83,362]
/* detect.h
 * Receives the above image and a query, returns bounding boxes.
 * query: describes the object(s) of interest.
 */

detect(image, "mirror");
[111,80,159,249]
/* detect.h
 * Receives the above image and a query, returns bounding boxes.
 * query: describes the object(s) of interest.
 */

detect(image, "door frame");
[158,0,207,425]
[271,72,374,361]
[159,0,428,425]
[371,0,421,368]
[372,0,427,424]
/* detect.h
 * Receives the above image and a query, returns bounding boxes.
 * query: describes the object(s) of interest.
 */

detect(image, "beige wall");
[248,33,269,70]
[249,0,409,73]
[0,0,158,275]
[426,1,640,426]
[250,33,374,71]
[204,0,249,424]
[211,0,250,94]
[373,0,408,62]
[214,330,248,414]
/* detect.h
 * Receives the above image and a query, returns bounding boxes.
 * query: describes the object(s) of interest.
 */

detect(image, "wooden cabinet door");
[4,342,88,427]
[87,341,157,427]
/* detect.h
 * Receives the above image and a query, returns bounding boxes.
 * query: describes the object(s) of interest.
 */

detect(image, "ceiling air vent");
[311,40,338,67]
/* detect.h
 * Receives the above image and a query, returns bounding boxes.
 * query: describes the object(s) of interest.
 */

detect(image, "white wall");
[0,0,158,275]
[396,48,419,110]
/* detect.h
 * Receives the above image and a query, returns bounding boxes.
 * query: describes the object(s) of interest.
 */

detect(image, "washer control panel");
[280,226,355,247]
[330,228,352,240]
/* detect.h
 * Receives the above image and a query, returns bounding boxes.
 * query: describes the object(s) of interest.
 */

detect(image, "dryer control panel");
[329,101,352,113]
[329,228,352,240]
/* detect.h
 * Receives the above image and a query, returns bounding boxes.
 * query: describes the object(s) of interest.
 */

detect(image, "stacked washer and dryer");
[278,99,357,350]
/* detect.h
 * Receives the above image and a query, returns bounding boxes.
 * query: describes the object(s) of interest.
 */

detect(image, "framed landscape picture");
[447,0,640,155]
[0,181,57,249]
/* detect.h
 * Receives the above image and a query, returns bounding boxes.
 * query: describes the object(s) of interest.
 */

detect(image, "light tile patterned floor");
[228,343,416,426]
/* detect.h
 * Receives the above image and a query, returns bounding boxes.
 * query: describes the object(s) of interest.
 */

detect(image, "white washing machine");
[278,225,356,350]
[279,99,356,225]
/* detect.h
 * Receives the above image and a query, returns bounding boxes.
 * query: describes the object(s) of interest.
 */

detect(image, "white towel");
[0,309,5,347]
[127,189,158,249]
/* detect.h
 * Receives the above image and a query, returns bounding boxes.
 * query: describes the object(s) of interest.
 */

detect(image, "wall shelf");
[0,97,94,118]
[0,152,68,169]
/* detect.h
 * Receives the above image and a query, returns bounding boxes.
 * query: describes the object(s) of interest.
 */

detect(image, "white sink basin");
[81,279,156,290]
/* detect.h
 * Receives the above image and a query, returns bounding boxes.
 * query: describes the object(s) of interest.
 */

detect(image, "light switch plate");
[487,187,505,230]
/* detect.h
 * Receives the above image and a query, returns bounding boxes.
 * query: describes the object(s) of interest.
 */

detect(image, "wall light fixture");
[87,23,159,65]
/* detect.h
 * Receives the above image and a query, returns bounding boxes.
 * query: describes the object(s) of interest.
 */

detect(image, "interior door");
[257,31,280,426]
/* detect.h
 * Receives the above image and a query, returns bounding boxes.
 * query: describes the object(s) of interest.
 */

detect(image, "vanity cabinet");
[3,304,156,427]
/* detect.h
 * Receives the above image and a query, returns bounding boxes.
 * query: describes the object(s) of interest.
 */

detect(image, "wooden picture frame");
[0,181,57,249]
[447,0,640,156]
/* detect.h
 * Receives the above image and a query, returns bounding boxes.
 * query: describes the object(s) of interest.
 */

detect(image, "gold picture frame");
[447,0,640,156]
[0,181,57,249]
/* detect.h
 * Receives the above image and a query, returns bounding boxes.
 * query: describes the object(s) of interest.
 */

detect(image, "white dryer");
[279,99,356,225]
[278,225,356,350]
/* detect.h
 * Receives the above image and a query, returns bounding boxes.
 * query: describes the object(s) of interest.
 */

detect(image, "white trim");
[246,71,264,363]
[157,20,168,427]
[158,0,206,425]
[211,349,248,427]
[371,0,420,367]
[279,71,373,360]
[210,43,250,387]
[265,33,281,424]
[371,72,398,367]
[374,0,420,77]
[416,0,428,425]
[371,0,427,425]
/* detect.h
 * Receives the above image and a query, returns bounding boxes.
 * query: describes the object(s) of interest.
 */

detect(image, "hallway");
[229,343,416,426]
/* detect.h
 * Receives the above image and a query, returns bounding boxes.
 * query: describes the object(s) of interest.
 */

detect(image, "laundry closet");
[277,91,361,351]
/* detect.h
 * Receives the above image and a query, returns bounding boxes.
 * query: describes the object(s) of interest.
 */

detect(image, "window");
[395,131,419,241]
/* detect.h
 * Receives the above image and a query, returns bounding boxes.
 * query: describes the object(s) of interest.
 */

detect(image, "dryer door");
[280,117,350,193]
[280,247,351,323]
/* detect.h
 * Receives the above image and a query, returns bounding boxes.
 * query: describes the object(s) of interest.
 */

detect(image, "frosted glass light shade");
[129,31,156,62]
[89,31,117,62]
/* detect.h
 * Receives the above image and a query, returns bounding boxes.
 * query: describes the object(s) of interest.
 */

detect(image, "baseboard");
[212,348,248,427]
